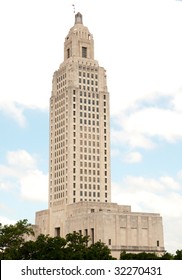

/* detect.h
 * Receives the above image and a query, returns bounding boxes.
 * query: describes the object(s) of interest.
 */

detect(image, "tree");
[120,250,178,260]
[160,252,174,260]
[0,219,34,259]
[86,241,115,260]
[18,234,67,260]
[120,251,159,260]
[174,250,182,260]
[16,231,114,260]
[64,232,89,259]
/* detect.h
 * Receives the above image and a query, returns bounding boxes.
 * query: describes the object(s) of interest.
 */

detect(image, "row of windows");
[52,149,108,159]
[78,184,108,191]
[74,91,102,100]
[79,72,98,79]
[57,80,66,89]
[51,182,108,192]
[56,87,66,94]
[54,172,66,179]
[80,125,100,133]
[77,191,101,197]
[54,193,64,199]
[52,152,106,163]
[53,113,66,122]
[74,198,103,203]
[79,85,98,91]
[75,104,100,112]
[77,154,107,162]
[51,178,67,186]
[53,94,66,106]
[52,190,109,199]
[54,163,66,171]
[54,107,67,116]
[79,78,98,86]
[78,98,99,105]
[78,184,100,190]
[73,102,107,110]
[79,140,100,146]
[52,148,108,160]
[52,133,103,144]
[79,147,105,154]
[54,185,65,191]
[79,119,101,126]
[79,170,105,176]
[78,177,108,183]
[56,74,66,83]
[53,159,107,171]
[50,154,107,170]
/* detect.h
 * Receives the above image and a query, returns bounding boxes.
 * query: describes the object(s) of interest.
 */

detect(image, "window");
[55,227,60,237]
[82,47,87,58]
[91,228,94,244]
[67,48,70,58]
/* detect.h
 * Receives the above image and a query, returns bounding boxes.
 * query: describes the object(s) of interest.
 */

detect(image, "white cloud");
[0,181,12,191]
[123,108,182,142]
[0,216,16,226]
[111,149,121,158]
[7,150,36,169]
[123,152,142,163]
[172,89,182,113]
[111,128,155,149]
[0,102,26,127]
[112,105,182,149]
[0,150,48,203]
[20,170,48,202]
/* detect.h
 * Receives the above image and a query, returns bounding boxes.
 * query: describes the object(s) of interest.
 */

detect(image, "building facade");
[35,12,165,258]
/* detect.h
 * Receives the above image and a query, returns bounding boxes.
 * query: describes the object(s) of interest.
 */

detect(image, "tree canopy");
[1,220,182,260]
[0,219,34,259]
[120,250,181,260]
[0,220,115,260]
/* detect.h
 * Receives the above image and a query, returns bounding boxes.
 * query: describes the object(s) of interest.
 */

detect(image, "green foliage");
[120,251,161,260]
[160,252,174,260]
[120,250,178,260]
[18,234,67,260]
[64,232,89,259]
[0,221,114,259]
[174,250,182,260]
[0,219,34,259]
[1,220,181,260]
[86,241,115,260]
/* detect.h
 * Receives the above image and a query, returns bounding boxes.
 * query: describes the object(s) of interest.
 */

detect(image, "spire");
[75,12,83,24]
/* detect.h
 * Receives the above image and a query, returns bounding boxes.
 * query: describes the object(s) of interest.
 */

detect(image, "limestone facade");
[36,201,164,259]
[35,12,165,258]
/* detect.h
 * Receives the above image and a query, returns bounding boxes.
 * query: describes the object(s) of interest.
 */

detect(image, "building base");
[35,201,165,259]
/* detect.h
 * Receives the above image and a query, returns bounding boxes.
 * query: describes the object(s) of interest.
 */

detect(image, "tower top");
[75,12,83,24]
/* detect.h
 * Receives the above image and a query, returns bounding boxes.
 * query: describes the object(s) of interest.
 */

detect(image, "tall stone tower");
[35,13,165,258]
[49,12,111,211]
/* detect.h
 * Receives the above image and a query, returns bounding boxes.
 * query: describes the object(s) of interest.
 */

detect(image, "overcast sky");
[0,0,182,254]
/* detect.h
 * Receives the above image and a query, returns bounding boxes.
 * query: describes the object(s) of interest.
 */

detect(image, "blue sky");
[0,0,182,254]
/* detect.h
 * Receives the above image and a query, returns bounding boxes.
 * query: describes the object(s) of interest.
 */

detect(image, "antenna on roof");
[72,4,75,14]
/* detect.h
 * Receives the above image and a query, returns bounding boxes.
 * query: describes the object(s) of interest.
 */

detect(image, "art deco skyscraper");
[35,12,165,258]
[49,12,111,210]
